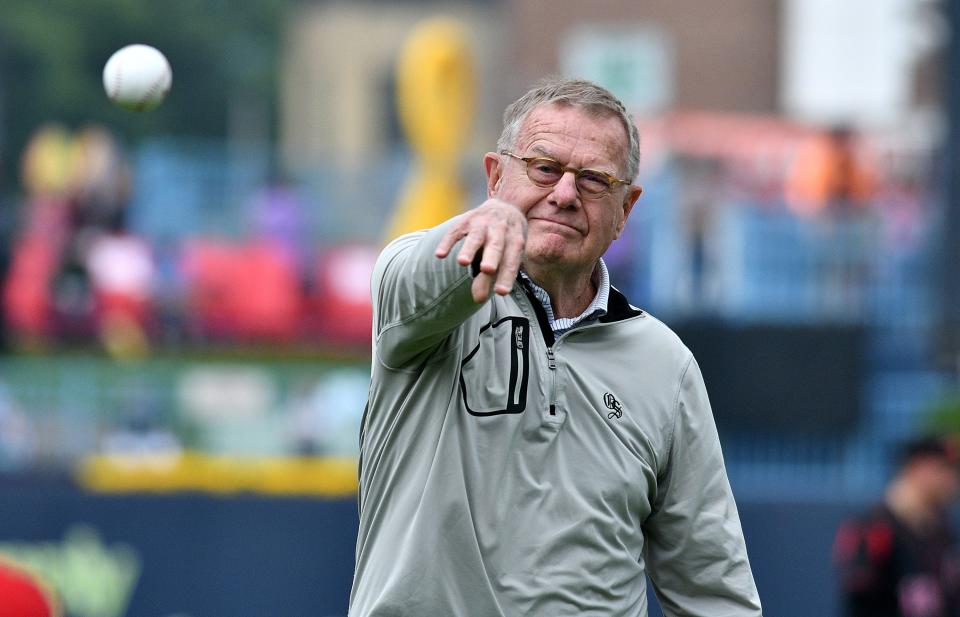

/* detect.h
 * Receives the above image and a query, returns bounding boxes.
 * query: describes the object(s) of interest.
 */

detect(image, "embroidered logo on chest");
[603,392,624,419]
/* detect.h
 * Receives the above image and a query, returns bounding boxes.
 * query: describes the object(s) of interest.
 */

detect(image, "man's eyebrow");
[529,145,554,158]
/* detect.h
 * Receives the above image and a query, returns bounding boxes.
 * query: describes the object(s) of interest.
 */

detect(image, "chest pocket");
[459,316,530,416]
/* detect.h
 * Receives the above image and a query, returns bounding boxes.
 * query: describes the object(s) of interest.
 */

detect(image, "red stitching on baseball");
[110,59,123,101]
[139,72,167,110]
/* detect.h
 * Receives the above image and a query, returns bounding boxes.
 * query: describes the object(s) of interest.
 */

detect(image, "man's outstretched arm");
[374,199,526,368]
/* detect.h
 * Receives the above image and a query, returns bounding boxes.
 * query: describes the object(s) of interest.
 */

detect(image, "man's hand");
[434,199,527,303]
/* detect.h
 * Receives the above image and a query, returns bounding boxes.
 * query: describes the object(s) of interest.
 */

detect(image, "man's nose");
[549,171,580,209]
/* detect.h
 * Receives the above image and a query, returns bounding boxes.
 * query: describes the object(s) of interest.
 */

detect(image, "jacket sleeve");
[372,219,483,369]
[643,355,763,617]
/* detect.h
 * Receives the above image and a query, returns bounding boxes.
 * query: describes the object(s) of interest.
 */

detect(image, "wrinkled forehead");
[515,102,630,166]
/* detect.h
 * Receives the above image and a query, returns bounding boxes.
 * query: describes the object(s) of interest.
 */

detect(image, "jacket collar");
[599,286,644,323]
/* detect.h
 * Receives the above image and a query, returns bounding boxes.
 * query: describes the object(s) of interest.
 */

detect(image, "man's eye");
[533,161,561,175]
[578,171,611,193]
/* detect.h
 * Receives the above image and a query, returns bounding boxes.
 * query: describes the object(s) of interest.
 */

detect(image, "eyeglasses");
[500,151,630,197]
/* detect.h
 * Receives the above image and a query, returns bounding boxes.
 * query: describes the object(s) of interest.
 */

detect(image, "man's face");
[915,457,960,509]
[484,103,642,275]
[931,460,960,507]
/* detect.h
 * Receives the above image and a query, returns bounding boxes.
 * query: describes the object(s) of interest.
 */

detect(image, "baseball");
[102,44,172,112]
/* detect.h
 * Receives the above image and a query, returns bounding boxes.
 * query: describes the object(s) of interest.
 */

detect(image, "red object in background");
[833,520,861,563]
[180,240,239,338]
[864,521,894,560]
[0,561,59,617]
[181,239,302,342]
[235,242,302,341]
[310,245,377,347]
[3,235,59,338]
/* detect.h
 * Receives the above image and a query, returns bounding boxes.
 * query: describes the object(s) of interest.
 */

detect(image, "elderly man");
[350,77,761,616]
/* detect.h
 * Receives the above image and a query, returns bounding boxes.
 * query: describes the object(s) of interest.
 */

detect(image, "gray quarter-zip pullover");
[350,220,762,616]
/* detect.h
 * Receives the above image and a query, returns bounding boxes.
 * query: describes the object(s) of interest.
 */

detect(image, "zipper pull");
[546,347,556,369]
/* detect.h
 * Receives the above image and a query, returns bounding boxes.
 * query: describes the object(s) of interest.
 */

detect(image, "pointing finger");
[479,223,506,275]
[457,226,487,266]
[434,219,466,258]
[494,232,524,295]
[471,271,494,304]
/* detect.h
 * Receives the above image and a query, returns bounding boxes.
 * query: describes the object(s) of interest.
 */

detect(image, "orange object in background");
[786,127,876,216]
[0,560,60,617]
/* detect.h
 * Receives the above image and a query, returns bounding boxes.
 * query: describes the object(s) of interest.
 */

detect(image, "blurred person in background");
[351,77,761,617]
[248,167,310,272]
[787,125,878,316]
[3,125,75,344]
[834,436,960,617]
[3,123,153,353]
[63,125,150,353]
[787,125,876,217]
[676,154,726,314]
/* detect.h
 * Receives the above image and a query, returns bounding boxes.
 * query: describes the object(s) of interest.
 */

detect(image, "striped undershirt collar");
[519,259,610,337]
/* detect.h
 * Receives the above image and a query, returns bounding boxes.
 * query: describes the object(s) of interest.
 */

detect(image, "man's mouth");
[529,217,582,234]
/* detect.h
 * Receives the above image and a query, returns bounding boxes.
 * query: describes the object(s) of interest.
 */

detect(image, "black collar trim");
[599,286,644,323]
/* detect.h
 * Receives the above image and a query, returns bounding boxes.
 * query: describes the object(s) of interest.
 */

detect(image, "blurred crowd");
[1,124,376,358]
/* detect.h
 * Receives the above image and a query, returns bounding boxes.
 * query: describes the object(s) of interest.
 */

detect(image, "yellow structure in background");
[385,17,476,241]
[77,453,358,497]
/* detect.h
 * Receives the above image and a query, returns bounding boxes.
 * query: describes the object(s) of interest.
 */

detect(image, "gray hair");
[496,77,640,182]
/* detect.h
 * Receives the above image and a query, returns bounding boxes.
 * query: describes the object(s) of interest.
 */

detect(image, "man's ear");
[615,184,643,238]
[483,152,503,198]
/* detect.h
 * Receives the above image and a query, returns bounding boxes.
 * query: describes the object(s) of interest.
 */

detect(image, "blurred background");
[1,0,959,615]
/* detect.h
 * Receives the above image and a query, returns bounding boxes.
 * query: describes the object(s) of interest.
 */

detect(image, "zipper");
[546,347,557,415]
[516,282,558,419]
